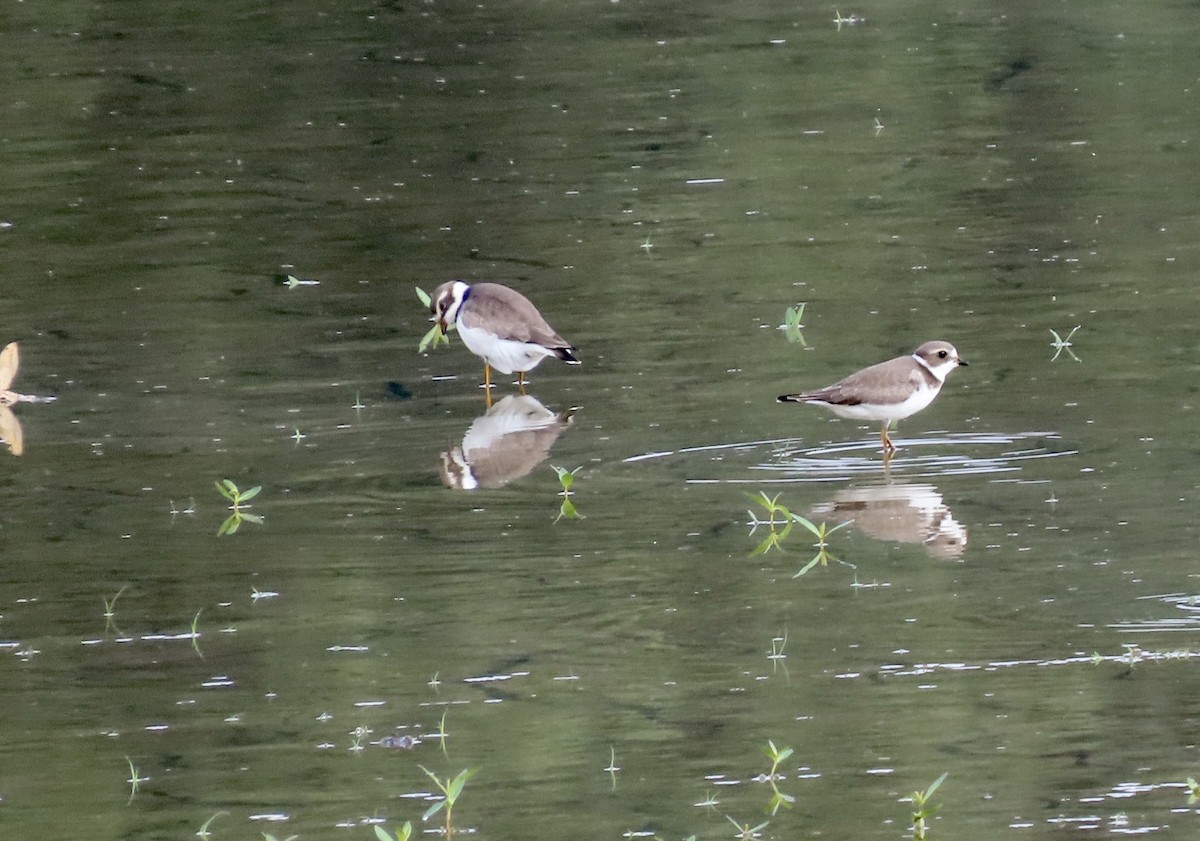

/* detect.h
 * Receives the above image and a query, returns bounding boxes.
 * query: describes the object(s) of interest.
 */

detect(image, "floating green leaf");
[374,821,413,841]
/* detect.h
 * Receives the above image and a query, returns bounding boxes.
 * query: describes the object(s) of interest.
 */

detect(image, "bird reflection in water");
[810,482,967,559]
[0,341,58,456]
[439,394,578,490]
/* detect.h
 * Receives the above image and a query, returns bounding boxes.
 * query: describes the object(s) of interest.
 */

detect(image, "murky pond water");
[4,1,1200,839]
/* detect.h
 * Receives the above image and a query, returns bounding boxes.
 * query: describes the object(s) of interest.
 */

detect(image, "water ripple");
[625,431,1075,483]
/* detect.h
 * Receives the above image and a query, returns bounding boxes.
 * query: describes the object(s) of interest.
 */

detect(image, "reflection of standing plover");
[778,340,968,454]
[429,281,579,398]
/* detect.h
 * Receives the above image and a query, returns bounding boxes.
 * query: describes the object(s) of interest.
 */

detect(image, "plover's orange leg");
[517,371,527,394]
[880,423,897,455]
[484,364,493,407]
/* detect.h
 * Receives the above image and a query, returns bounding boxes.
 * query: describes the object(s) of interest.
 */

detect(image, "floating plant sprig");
[125,756,147,803]
[725,815,769,840]
[744,492,853,573]
[1049,325,1081,362]
[745,492,795,554]
[190,609,204,658]
[374,822,413,841]
[551,464,584,522]
[103,585,129,635]
[781,303,807,345]
[909,772,948,840]
[195,811,227,840]
[605,746,620,789]
[762,740,793,780]
[416,286,453,352]
[759,741,796,815]
[215,478,264,536]
[419,765,478,838]
[790,513,854,577]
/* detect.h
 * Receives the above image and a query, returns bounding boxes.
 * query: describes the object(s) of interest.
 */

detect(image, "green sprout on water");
[768,630,789,677]
[725,814,769,840]
[1186,776,1200,804]
[283,274,320,289]
[374,821,414,841]
[909,772,948,840]
[1050,325,1081,362]
[759,740,796,815]
[416,286,453,353]
[196,811,227,840]
[551,464,584,522]
[262,834,299,841]
[605,746,620,789]
[745,492,796,554]
[762,740,793,780]
[214,478,263,536]
[790,513,854,577]
[103,584,129,635]
[427,707,450,757]
[419,765,478,838]
[744,492,853,575]
[125,755,147,803]
[350,724,372,753]
[781,303,807,345]
[190,609,204,658]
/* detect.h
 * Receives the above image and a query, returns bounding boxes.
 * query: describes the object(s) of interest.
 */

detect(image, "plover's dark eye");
[937,350,947,358]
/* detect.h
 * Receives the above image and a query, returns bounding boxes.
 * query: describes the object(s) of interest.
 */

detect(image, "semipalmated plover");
[778,340,968,454]
[430,280,580,399]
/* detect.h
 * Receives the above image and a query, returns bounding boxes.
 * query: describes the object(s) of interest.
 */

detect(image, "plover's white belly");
[457,322,556,375]
[815,384,940,422]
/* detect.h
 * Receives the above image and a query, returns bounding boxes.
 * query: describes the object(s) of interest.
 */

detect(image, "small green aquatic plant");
[283,274,320,289]
[605,745,620,789]
[745,492,796,554]
[768,630,787,663]
[745,492,853,574]
[419,765,478,838]
[215,478,260,510]
[429,707,450,756]
[790,513,854,577]
[1186,776,1200,804]
[762,740,793,780]
[725,814,769,840]
[781,303,807,345]
[374,821,413,841]
[215,478,263,536]
[350,724,372,753]
[759,740,796,815]
[195,811,227,839]
[416,286,453,352]
[102,585,129,635]
[551,464,584,522]
[909,772,948,840]
[1049,325,1081,362]
[125,756,147,803]
[190,608,204,658]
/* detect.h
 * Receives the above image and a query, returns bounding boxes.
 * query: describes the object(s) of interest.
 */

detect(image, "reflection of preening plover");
[439,395,577,491]
[778,340,968,453]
